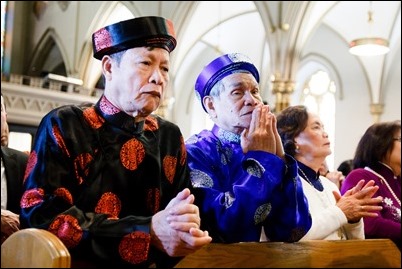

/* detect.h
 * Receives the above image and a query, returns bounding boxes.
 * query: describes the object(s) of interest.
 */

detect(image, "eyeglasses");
[394,137,401,142]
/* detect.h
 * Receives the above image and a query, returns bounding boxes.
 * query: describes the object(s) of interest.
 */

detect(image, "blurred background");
[1,1,401,170]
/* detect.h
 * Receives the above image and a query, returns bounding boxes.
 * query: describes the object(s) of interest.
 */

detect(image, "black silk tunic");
[20,95,190,267]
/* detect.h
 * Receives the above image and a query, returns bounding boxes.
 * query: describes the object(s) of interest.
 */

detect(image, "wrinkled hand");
[150,188,212,257]
[325,170,344,189]
[241,105,281,157]
[272,115,285,159]
[333,179,383,223]
[1,209,20,244]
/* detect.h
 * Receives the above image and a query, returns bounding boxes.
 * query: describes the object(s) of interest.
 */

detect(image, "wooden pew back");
[1,228,71,268]
[174,239,401,268]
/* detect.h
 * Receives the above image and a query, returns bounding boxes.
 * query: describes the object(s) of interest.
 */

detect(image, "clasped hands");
[241,104,285,159]
[150,188,212,257]
[333,179,383,223]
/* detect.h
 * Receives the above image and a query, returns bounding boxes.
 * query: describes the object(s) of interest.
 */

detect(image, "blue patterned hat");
[195,53,259,112]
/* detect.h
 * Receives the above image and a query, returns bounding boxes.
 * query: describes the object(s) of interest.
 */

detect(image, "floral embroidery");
[254,203,271,224]
[120,138,145,171]
[20,188,44,208]
[244,158,265,178]
[163,156,177,184]
[95,192,121,219]
[190,169,214,188]
[223,191,235,208]
[119,231,150,264]
[49,214,83,248]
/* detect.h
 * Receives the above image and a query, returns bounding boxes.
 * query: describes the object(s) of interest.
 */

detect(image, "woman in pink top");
[341,120,401,249]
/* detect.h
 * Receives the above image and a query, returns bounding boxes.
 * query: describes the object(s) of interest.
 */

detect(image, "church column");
[370,103,384,123]
[271,74,295,113]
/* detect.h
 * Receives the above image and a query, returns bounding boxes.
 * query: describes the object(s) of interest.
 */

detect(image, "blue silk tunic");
[186,125,312,243]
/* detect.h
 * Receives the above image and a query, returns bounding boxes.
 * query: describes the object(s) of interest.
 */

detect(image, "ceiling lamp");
[349,37,390,56]
[349,2,390,56]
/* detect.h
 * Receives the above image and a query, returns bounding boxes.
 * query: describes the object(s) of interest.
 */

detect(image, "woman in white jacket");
[276,105,383,240]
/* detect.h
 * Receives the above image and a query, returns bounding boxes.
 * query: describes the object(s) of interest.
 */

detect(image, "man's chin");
[133,106,159,118]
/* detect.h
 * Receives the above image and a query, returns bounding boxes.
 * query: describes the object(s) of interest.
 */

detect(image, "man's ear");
[203,96,217,118]
[101,55,113,81]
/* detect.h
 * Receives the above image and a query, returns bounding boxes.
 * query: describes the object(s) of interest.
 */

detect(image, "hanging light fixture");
[349,1,390,56]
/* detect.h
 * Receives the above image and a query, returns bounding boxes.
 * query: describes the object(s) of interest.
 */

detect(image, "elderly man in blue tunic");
[186,53,312,243]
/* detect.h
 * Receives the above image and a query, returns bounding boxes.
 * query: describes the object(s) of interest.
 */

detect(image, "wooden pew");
[1,228,71,268]
[174,239,401,268]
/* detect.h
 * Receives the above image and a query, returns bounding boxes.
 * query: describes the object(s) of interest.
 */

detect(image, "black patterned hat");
[92,16,177,60]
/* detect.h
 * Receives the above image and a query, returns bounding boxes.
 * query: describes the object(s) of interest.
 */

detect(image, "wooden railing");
[2,228,400,268]
[174,239,401,268]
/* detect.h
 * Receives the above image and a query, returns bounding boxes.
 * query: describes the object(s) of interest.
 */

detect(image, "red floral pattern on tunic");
[83,106,105,129]
[119,231,151,264]
[147,188,160,213]
[54,188,73,205]
[52,125,70,157]
[144,116,158,131]
[99,96,119,115]
[20,188,44,208]
[19,96,191,266]
[95,192,121,219]
[23,151,37,184]
[74,152,93,185]
[120,139,145,171]
[49,215,83,248]
[179,136,186,166]
[163,156,177,184]
[93,28,112,52]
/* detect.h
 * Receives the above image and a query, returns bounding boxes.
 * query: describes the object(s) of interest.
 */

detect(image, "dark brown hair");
[337,159,353,176]
[353,120,401,169]
[276,105,309,157]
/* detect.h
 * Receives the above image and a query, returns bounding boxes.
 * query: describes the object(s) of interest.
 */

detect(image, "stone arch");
[27,28,69,77]
[78,2,135,89]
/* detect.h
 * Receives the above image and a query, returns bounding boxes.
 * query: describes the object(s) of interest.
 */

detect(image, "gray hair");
[208,70,252,98]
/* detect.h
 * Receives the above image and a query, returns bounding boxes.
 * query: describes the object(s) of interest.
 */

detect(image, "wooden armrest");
[1,228,71,268]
